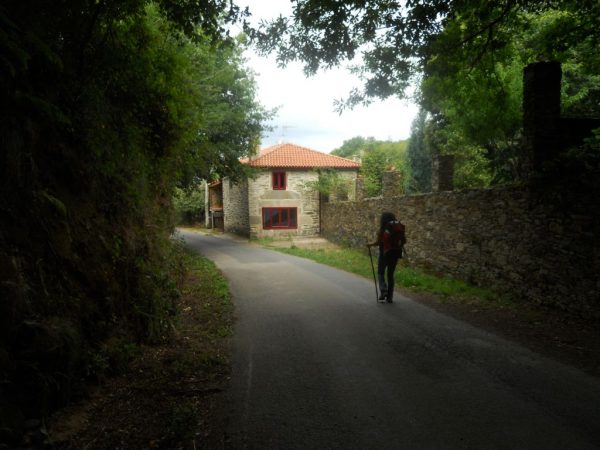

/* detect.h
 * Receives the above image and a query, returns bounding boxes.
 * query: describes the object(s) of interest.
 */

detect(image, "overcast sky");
[235,1,419,153]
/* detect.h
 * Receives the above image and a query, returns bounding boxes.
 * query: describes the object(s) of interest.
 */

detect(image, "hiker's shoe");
[378,290,387,301]
[386,298,393,303]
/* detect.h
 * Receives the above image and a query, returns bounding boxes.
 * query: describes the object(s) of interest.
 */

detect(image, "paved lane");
[180,231,600,450]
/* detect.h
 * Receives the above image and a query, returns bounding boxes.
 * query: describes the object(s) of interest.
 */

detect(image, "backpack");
[382,220,406,257]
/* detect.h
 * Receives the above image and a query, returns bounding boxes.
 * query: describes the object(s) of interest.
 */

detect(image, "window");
[263,207,297,229]
[272,172,286,190]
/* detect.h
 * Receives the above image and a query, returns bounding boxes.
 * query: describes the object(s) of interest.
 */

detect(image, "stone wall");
[223,177,249,236]
[522,61,600,174]
[248,170,320,238]
[321,186,599,319]
[431,155,455,192]
[382,170,404,197]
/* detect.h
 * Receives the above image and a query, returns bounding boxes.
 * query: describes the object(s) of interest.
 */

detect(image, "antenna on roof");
[278,124,296,144]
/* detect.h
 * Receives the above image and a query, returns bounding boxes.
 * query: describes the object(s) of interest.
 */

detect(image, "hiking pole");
[366,243,379,303]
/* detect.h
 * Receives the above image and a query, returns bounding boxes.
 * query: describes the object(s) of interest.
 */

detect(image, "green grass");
[171,249,233,380]
[252,236,275,246]
[182,250,232,319]
[272,246,509,307]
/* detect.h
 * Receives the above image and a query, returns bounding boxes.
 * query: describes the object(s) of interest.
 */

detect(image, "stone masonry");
[322,185,599,319]
[247,170,320,238]
[223,177,249,236]
[382,170,404,197]
[523,61,562,174]
[432,155,455,192]
[323,62,600,318]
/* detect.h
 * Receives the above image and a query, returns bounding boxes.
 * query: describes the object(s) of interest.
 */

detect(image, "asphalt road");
[180,230,600,450]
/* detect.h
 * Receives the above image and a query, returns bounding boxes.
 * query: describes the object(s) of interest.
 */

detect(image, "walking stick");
[367,244,379,303]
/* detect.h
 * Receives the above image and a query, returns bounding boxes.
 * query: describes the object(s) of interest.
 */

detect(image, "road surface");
[180,230,600,450]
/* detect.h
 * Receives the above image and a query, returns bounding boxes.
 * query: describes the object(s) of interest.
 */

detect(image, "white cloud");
[237,0,419,152]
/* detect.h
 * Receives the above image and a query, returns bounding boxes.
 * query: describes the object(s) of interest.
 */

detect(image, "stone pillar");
[523,61,562,174]
[355,176,365,201]
[204,180,209,227]
[382,170,403,198]
[432,155,454,192]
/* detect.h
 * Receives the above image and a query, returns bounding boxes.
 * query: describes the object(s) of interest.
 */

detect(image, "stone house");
[221,143,360,238]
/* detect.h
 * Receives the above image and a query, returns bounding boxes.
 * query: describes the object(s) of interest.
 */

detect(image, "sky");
[234,1,419,153]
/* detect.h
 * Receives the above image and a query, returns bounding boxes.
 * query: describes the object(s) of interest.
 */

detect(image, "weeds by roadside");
[270,246,508,308]
[48,248,233,450]
[262,241,600,378]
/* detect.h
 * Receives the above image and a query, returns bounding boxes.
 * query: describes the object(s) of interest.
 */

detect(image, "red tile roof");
[243,143,360,169]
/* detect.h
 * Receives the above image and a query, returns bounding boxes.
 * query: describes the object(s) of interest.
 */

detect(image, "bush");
[173,186,205,224]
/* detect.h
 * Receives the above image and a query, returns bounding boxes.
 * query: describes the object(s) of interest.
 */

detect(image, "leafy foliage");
[250,0,599,107]
[0,0,266,441]
[332,136,409,197]
[331,136,377,158]
[250,1,599,187]
[407,110,432,193]
[420,8,600,184]
[176,33,271,185]
[173,185,206,224]
[304,169,352,201]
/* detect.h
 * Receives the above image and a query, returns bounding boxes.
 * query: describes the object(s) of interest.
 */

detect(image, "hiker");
[367,212,406,303]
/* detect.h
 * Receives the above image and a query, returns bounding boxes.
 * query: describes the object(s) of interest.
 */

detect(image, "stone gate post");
[432,155,454,192]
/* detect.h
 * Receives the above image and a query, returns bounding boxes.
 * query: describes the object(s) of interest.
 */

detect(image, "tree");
[407,110,431,193]
[360,148,391,197]
[176,33,271,186]
[249,0,600,109]
[332,137,409,196]
[331,136,376,158]
[173,185,206,224]
[304,169,352,201]
[419,8,600,184]
[0,0,268,438]
[248,1,599,188]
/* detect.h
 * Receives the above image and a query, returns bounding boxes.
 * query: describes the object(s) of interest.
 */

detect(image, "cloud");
[238,0,419,152]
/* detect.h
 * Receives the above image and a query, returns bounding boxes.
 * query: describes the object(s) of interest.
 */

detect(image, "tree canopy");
[250,0,599,187]
[1,0,269,438]
[419,7,600,183]
[332,137,409,196]
[251,0,599,108]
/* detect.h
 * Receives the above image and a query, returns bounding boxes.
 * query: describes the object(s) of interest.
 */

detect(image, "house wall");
[321,186,600,319]
[248,170,320,238]
[223,177,249,236]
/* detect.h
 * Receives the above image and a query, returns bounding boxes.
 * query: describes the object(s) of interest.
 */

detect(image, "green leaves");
[407,110,431,193]
[250,0,599,116]
[173,186,205,224]
[332,136,409,197]
[304,169,352,200]
[419,6,600,185]
[0,0,269,432]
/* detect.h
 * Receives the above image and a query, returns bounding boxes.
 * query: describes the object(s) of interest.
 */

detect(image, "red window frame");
[262,207,297,229]
[272,171,286,190]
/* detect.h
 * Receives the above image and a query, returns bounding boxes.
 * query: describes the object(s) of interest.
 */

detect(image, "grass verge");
[265,241,600,379]
[270,245,512,308]
[48,247,233,450]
